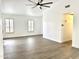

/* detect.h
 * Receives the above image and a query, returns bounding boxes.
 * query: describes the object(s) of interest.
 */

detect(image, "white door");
[62,13,73,42]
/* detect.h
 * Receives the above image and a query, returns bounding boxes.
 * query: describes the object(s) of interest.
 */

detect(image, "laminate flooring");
[4,35,79,59]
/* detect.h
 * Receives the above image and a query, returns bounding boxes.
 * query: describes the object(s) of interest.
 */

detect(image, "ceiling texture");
[1,0,58,16]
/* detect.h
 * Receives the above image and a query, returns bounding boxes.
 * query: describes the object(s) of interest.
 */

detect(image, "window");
[5,18,14,33]
[27,20,34,32]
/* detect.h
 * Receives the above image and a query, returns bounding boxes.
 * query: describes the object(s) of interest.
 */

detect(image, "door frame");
[61,12,74,43]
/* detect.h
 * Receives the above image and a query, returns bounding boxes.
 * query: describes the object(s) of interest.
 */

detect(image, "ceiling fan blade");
[42,2,53,5]
[42,5,50,8]
[38,0,43,3]
[44,6,50,8]
[28,0,36,4]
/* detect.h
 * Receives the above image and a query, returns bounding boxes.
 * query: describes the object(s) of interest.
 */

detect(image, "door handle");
[61,24,64,27]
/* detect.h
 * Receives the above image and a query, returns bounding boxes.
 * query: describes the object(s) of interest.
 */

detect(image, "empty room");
[0,0,79,59]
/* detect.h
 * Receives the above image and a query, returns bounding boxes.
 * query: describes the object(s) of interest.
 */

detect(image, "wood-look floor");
[4,35,79,59]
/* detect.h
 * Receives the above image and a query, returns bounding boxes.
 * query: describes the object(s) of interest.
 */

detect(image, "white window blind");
[5,18,14,33]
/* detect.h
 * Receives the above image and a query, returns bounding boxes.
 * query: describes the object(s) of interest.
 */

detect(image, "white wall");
[43,8,62,43]
[43,0,79,48]
[0,0,3,58]
[0,17,3,59]
[2,14,43,38]
[2,0,43,38]
[43,1,64,43]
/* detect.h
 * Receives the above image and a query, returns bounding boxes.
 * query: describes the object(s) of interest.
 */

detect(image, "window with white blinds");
[27,20,34,32]
[5,18,14,33]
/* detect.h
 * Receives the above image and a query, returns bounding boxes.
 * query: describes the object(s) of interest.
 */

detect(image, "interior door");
[62,13,73,42]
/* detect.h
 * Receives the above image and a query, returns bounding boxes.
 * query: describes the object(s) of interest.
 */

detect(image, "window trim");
[27,19,35,32]
[5,18,14,34]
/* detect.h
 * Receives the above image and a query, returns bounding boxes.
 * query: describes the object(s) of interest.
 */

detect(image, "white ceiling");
[1,0,58,16]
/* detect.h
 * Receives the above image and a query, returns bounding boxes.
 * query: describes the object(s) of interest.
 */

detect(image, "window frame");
[27,19,35,32]
[5,18,14,33]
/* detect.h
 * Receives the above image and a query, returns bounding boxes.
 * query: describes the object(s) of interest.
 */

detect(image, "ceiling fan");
[26,0,53,9]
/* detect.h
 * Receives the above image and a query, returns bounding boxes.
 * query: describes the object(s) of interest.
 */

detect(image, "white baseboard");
[72,45,79,49]
[3,34,43,39]
[43,36,62,43]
